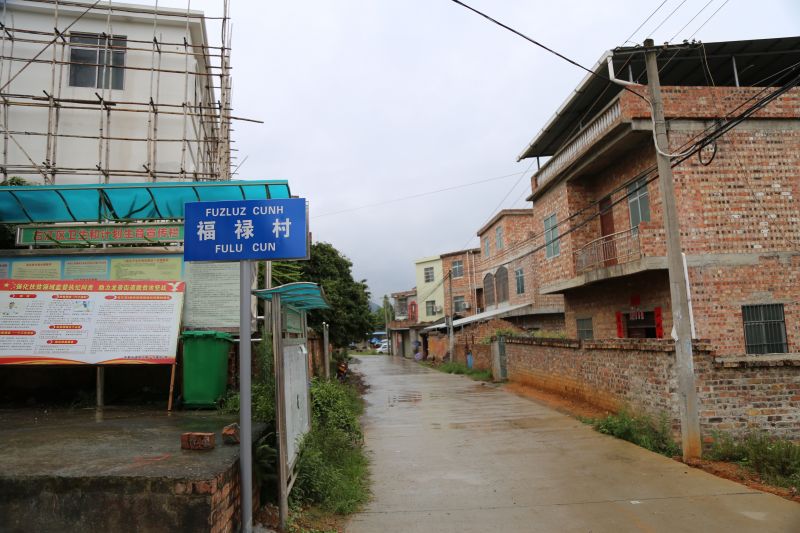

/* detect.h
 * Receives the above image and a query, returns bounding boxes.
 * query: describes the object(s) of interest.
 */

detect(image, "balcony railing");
[535,99,621,189]
[574,226,641,275]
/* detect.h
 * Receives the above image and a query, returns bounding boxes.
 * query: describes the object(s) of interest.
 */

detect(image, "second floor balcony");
[574,227,641,275]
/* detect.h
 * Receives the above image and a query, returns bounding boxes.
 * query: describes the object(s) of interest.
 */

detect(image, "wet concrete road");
[347,356,800,533]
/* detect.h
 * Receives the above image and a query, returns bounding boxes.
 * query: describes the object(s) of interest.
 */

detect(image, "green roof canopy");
[0,180,290,224]
[253,282,330,311]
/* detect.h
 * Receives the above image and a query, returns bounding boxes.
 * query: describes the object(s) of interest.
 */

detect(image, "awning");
[252,282,330,311]
[423,303,532,332]
[0,180,291,224]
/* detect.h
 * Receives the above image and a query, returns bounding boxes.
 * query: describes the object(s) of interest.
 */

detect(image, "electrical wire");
[447,0,648,102]
[312,170,528,218]
[622,0,668,46]
[670,0,714,42]
[648,0,689,37]
[689,0,730,39]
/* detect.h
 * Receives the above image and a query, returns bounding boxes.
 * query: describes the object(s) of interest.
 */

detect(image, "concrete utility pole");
[383,295,393,355]
[644,39,701,461]
[323,322,330,379]
[447,270,454,363]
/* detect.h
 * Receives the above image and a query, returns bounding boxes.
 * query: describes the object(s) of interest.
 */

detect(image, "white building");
[1,0,228,185]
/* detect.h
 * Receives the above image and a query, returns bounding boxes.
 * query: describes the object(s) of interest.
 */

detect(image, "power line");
[670,0,714,42]
[312,170,527,218]
[459,159,536,249]
[648,0,689,37]
[689,0,730,39]
[622,1,668,46]
[447,0,648,102]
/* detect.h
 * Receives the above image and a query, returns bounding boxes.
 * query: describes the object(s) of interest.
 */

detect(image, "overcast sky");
[150,0,798,302]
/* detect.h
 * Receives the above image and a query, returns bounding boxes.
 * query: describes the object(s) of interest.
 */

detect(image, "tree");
[300,242,373,347]
[371,296,395,331]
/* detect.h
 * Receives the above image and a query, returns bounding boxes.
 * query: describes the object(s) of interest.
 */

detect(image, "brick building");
[440,248,481,317]
[388,289,420,358]
[474,209,565,331]
[519,37,800,357]
[505,37,800,440]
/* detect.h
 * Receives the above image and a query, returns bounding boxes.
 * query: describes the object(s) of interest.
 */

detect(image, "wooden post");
[644,39,702,461]
[96,366,105,408]
[167,363,176,412]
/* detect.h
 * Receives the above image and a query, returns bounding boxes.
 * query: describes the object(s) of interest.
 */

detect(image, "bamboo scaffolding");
[0,0,237,184]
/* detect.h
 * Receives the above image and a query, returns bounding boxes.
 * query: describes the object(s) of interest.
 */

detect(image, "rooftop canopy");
[0,180,291,224]
[252,282,330,311]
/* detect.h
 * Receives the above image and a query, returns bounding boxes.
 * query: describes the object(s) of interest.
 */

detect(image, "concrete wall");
[3,1,216,184]
[415,256,444,323]
[505,336,800,441]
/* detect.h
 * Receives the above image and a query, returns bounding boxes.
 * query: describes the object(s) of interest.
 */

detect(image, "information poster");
[110,257,182,280]
[183,261,254,330]
[63,259,110,280]
[0,279,184,365]
[9,260,61,280]
[283,340,311,468]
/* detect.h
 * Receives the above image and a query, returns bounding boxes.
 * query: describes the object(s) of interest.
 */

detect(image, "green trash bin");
[181,330,233,408]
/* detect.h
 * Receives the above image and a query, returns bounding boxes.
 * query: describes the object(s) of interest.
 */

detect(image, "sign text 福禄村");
[183,198,308,262]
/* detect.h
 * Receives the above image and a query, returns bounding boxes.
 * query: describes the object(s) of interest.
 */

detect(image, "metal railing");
[574,226,641,274]
[535,99,621,189]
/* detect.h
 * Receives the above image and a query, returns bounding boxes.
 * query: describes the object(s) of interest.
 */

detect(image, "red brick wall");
[442,250,481,316]
[505,336,800,441]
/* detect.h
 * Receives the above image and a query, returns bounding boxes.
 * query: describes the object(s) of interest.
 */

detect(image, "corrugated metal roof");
[518,36,800,160]
[0,180,291,224]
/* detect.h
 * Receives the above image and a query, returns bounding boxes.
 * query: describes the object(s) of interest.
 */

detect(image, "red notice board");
[0,279,184,365]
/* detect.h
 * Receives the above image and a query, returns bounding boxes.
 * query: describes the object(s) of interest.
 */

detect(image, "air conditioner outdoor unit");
[435,305,443,313]
[463,303,471,310]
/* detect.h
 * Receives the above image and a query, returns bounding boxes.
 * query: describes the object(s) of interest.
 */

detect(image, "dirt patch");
[504,380,800,505]
[503,381,611,420]
[683,459,800,504]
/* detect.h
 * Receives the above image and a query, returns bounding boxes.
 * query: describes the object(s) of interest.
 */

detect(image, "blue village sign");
[183,198,308,262]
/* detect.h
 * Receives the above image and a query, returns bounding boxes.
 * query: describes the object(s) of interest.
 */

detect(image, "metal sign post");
[271,294,289,529]
[323,322,330,379]
[183,198,308,533]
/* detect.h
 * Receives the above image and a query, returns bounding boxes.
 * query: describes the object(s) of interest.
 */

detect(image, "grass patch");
[589,409,680,457]
[707,432,800,489]
[435,361,492,381]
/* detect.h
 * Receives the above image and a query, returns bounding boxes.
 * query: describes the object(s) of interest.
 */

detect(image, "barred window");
[426,300,437,316]
[496,226,504,250]
[453,296,466,312]
[424,267,434,283]
[743,304,788,354]
[577,318,593,340]
[627,178,651,228]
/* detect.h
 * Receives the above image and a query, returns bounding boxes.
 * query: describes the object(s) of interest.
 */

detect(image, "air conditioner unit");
[462,303,471,310]
[435,305,443,313]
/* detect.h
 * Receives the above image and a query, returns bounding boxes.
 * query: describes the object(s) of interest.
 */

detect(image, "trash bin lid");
[181,330,233,342]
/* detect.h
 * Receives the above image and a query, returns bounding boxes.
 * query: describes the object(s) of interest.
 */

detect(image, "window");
[544,213,560,258]
[495,267,509,303]
[484,237,490,258]
[743,304,788,354]
[515,268,525,294]
[483,273,495,307]
[627,178,651,228]
[452,260,464,278]
[453,296,466,313]
[69,33,126,90]
[396,297,408,317]
[577,318,593,340]
[625,311,657,338]
[423,266,434,283]
[426,300,437,316]
[496,226,504,250]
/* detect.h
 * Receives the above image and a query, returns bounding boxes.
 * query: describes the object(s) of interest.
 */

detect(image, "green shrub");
[291,379,369,514]
[529,329,567,339]
[592,409,680,457]
[708,432,800,489]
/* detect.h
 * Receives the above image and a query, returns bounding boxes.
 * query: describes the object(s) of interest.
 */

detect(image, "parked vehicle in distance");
[377,342,389,354]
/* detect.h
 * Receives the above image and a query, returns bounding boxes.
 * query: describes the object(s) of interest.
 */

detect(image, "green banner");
[16,223,184,247]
